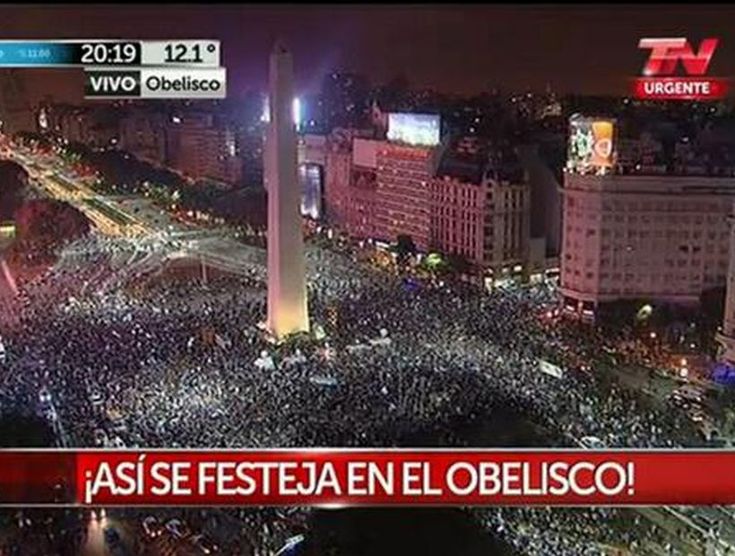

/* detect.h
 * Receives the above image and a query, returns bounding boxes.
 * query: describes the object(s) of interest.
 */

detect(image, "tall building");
[119,108,168,165]
[265,41,310,338]
[431,140,530,284]
[322,123,532,285]
[374,142,439,250]
[560,116,735,318]
[168,114,242,186]
[324,129,381,239]
[48,105,119,149]
[324,129,355,227]
[517,142,563,256]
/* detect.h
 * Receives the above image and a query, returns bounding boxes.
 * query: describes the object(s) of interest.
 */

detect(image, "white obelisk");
[265,40,309,338]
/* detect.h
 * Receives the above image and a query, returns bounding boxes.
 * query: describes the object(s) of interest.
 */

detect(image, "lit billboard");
[567,115,616,174]
[387,113,440,147]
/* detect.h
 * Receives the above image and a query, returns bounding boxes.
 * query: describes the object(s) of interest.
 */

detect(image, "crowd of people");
[0,230,709,554]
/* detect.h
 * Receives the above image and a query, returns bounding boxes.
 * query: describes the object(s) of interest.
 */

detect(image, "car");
[142,516,163,539]
[190,533,219,554]
[165,518,191,539]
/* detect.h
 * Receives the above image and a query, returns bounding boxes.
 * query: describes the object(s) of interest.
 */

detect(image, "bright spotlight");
[260,95,270,123]
[292,97,302,129]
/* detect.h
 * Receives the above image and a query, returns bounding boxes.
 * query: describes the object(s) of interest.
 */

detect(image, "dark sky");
[2,4,735,104]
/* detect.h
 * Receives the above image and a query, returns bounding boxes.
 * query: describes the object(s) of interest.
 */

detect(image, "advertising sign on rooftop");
[387,113,440,147]
[567,115,616,175]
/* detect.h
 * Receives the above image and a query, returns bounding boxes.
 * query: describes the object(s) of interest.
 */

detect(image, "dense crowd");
[0,231,707,554]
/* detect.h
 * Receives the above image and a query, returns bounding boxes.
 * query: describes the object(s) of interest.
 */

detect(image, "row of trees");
[0,160,29,221]
[394,234,473,278]
[0,159,90,264]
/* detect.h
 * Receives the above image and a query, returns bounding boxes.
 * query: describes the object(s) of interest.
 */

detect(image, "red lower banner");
[1,449,734,506]
[632,77,730,100]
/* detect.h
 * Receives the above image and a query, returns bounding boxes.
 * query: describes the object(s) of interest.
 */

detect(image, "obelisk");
[265,40,310,338]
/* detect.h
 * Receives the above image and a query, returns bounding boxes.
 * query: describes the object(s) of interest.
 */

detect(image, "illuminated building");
[167,114,242,186]
[431,142,531,285]
[560,116,735,318]
[119,109,168,165]
[717,210,735,364]
[265,41,310,338]
[375,143,438,250]
[50,105,118,149]
[324,129,380,239]
[323,123,531,284]
[372,113,443,250]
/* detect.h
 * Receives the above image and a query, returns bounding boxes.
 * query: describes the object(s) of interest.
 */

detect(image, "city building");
[560,116,735,318]
[297,133,327,219]
[374,140,440,251]
[167,113,242,187]
[431,141,530,285]
[321,117,533,286]
[324,128,380,239]
[48,105,119,149]
[119,109,168,165]
[517,141,563,257]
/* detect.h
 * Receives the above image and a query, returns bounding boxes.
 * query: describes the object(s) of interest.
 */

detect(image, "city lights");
[260,95,303,127]
[2,6,735,556]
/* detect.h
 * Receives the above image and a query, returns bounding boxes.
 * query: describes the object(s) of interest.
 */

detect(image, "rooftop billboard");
[387,113,440,147]
[567,115,616,175]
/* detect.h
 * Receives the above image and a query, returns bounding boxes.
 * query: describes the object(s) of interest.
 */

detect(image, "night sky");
[1,4,735,104]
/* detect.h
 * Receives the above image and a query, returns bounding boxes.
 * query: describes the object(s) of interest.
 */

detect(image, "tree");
[13,199,90,253]
[394,234,416,268]
[446,252,472,278]
[0,161,28,221]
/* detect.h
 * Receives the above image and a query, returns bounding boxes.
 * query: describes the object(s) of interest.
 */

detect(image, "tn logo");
[638,37,719,76]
